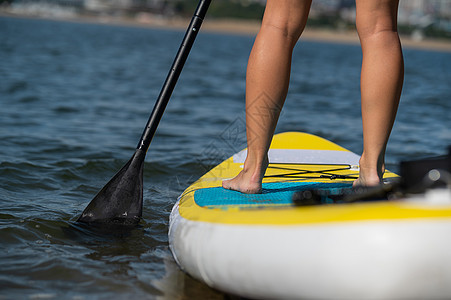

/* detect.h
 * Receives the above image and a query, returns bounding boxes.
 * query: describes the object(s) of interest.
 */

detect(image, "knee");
[260,20,304,44]
[355,1,399,41]
[356,18,398,42]
[260,0,311,44]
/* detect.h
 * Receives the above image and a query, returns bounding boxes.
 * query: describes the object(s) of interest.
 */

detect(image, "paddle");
[77,0,212,225]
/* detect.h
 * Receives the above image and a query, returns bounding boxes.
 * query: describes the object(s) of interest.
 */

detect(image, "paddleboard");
[169,132,451,299]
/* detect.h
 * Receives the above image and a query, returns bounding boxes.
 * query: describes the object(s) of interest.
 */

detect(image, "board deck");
[175,132,439,226]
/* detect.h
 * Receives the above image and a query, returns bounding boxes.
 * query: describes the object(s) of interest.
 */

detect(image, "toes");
[222,178,237,191]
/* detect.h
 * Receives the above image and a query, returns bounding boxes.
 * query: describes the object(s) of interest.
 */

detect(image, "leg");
[354,0,404,186]
[223,0,312,193]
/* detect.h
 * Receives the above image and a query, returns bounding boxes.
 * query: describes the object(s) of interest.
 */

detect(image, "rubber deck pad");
[194,182,352,207]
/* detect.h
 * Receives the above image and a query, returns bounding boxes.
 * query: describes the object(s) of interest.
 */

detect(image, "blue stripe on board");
[194,182,352,207]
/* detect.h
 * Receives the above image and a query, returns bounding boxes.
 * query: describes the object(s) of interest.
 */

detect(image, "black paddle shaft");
[77,0,211,225]
[138,0,212,152]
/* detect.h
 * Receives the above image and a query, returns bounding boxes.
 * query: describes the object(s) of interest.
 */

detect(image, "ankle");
[243,154,269,182]
[358,154,385,185]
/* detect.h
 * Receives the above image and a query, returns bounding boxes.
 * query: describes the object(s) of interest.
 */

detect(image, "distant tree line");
[2,0,448,39]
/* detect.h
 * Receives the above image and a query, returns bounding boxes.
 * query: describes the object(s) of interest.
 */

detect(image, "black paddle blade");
[77,149,145,226]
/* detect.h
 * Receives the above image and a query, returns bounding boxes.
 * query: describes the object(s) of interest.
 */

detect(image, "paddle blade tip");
[77,149,145,226]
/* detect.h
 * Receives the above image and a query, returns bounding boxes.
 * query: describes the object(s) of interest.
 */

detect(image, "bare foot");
[222,156,268,194]
[353,156,385,187]
[353,168,383,187]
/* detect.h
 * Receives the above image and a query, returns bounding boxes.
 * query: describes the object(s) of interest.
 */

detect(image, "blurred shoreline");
[2,11,451,53]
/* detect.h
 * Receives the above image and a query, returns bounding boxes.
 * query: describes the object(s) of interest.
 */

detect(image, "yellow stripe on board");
[270,132,348,150]
[178,192,451,225]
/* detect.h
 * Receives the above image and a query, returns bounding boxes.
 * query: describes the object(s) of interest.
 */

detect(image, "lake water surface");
[1,16,450,299]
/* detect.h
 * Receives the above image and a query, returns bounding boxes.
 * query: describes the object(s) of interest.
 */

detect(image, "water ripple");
[1,15,450,298]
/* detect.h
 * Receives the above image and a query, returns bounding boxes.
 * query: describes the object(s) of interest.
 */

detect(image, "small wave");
[5,80,28,94]
[52,106,81,114]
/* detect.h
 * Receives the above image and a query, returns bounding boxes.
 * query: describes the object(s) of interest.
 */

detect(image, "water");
[0,16,450,299]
